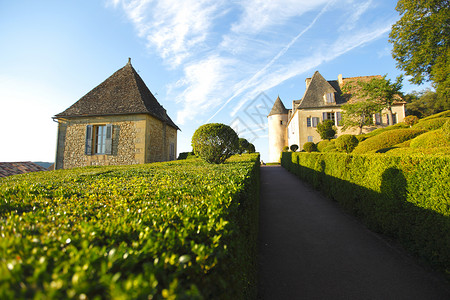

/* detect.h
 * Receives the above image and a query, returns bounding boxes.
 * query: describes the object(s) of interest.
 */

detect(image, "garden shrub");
[317,140,331,152]
[192,123,239,164]
[365,123,409,138]
[353,129,427,154]
[412,117,450,131]
[443,119,450,141]
[290,144,299,152]
[282,146,289,152]
[0,154,260,299]
[404,115,419,127]
[177,151,197,160]
[384,146,450,155]
[355,135,367,142]
[316,120,336,140]
[335,134,359,153]
[421,110,450,121]
[281,152,450,277]
[410,129,449,148]
[303,142,317,153]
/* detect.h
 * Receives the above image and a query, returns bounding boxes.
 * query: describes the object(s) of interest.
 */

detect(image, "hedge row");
[0,154,260,299]
[352,129,426,154]
[281,152,450,276]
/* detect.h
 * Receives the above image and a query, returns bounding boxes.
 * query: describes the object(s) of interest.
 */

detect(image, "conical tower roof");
[268,96,288,116]
[54,58,179,130]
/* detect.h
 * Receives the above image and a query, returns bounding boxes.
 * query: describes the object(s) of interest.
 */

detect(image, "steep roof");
[54,59,179,130]
[268,96,289,116]
[297,71,345,109]
[0,162,47,178]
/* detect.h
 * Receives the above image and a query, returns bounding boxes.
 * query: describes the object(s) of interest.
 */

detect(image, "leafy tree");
[404,89,450,118]
[238,138,250,154]
[389,0,449,101]
[341,100,383,134]
[342,75,403,126]
[316,120,336,140]
[290,144,299,152]
[191,123,238,164]
[403,115,419,127]
[247,143,256,153]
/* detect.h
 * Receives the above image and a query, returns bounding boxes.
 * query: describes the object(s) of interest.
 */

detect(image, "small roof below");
[54,59,179,130]
[0,162,47,178]
[268,96,289,116]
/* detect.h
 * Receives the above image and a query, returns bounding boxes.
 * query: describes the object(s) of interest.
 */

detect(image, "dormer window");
[324,92,335,103]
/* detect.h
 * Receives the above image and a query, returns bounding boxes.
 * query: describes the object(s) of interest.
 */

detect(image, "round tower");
[268,96,289,162]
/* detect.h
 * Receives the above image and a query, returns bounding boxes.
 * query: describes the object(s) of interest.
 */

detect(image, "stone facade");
[55,114,177,169]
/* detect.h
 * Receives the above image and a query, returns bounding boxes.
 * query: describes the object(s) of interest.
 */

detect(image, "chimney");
[305,78,311,88]
[338,74,343,86]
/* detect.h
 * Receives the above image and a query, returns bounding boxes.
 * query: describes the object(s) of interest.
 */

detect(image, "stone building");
[268,71,406,162]
[53,59,179,169]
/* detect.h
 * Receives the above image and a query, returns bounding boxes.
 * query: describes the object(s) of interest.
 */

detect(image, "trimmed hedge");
[0,154,260,299]
[281,152,450,277]
[421,110,450,121]
[303,142,317,152]
[353,129,426,154]
[317,140,331,152]
[335,134,358,153]
[384,146,450,155]
[364,123,409,138]
[412,117,450,131]
[410,129,450,148]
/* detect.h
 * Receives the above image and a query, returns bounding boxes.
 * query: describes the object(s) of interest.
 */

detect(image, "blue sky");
[0,0,430,163]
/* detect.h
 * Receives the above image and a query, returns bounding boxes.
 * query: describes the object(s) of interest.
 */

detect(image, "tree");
[316,120,336,140]
[247,143,256,153]
[191,123,239,164]
[404,89,450,118]
[238,138,250,154]
[341,100,383,134]
[389,0,449,101]
[335,134,359,153]
[342,75,403,126]
[290,144,299,152]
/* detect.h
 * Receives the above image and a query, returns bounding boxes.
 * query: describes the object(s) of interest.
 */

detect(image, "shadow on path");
[257,165,450,300]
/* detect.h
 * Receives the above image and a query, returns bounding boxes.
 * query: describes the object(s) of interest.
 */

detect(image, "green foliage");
[281,152,450,276]
[192,123,239,164]
[355,135,367,142]
[247,143,256,154]
[421,110,450,121]
[383,146,450,155]
[177,151,196,160]
[0,154,260,299]
[353,129,427,154]
[412,117,450,131]
[342,75,403,126]
[364,123,410,138]
[290,144,299,152]
[410,129,450,148]
[317,140,331,152]
[316,120,336,140]
[335,135,359,153]
[403,115,419,126]
[303,142,317,153]
[389,0,449,102]
[238,138,250,154]
[340,100,383,134]
[443,119,450,141]
[282,146,289,152]
[405,90,450,118]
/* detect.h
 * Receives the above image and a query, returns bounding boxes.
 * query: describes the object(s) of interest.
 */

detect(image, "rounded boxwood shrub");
[410,129,450,148]
[317,140,331,152]
[335,134,359,153]
[290,144,299,152]
[282,146,289,152]
[353,129,427,154]
[412,117,449,131]
[404,115,419,127]
[192,123,238,164]
[421,110,450,121]
[443,119,450,141]
[303,142,317,153]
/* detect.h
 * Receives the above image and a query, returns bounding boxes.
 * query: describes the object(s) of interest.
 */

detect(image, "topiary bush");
[353,129,427,154]
[443,119,450,141]
[282,146,289,152]
[303,142,317,153]
[421,110,450,121]
[365,123,409,138]
[335,134,359,153]
[409,129,450,148]
[412,117,450,131]
[317,140,331,152]
[316,120,336,140]
[404,115,419,127]
[192,123,239,164]
[290,144,299,152]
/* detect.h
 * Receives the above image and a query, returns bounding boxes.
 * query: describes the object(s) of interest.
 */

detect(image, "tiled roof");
[268,96,289,116]
[0,162,47,178]
[54,59,179,130]
[298,71,343,108]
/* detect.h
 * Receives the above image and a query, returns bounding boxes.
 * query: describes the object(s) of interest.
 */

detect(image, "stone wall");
[55,114,178,169]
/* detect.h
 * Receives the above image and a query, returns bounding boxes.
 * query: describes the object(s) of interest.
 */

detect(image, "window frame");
[85,124,113,155]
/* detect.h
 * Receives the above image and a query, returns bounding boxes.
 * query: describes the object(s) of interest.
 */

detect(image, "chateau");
[268,71,406,162]
[53,59,179,169]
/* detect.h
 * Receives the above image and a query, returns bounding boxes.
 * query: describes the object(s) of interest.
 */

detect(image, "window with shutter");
[307,136,313,142]
[105,124,113,155]
[307,117,312,127]
[312,117,319,127]
[336,112,342,126]
[85,125,93,155]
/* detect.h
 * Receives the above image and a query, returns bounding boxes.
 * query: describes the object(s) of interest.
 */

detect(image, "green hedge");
[364,123,409,138]
[281,152,450,277]
[421,110,450,121]
[412,118,450,131]
[353,129,426,153]
[0,154,260,299]
[410,129,450,148]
